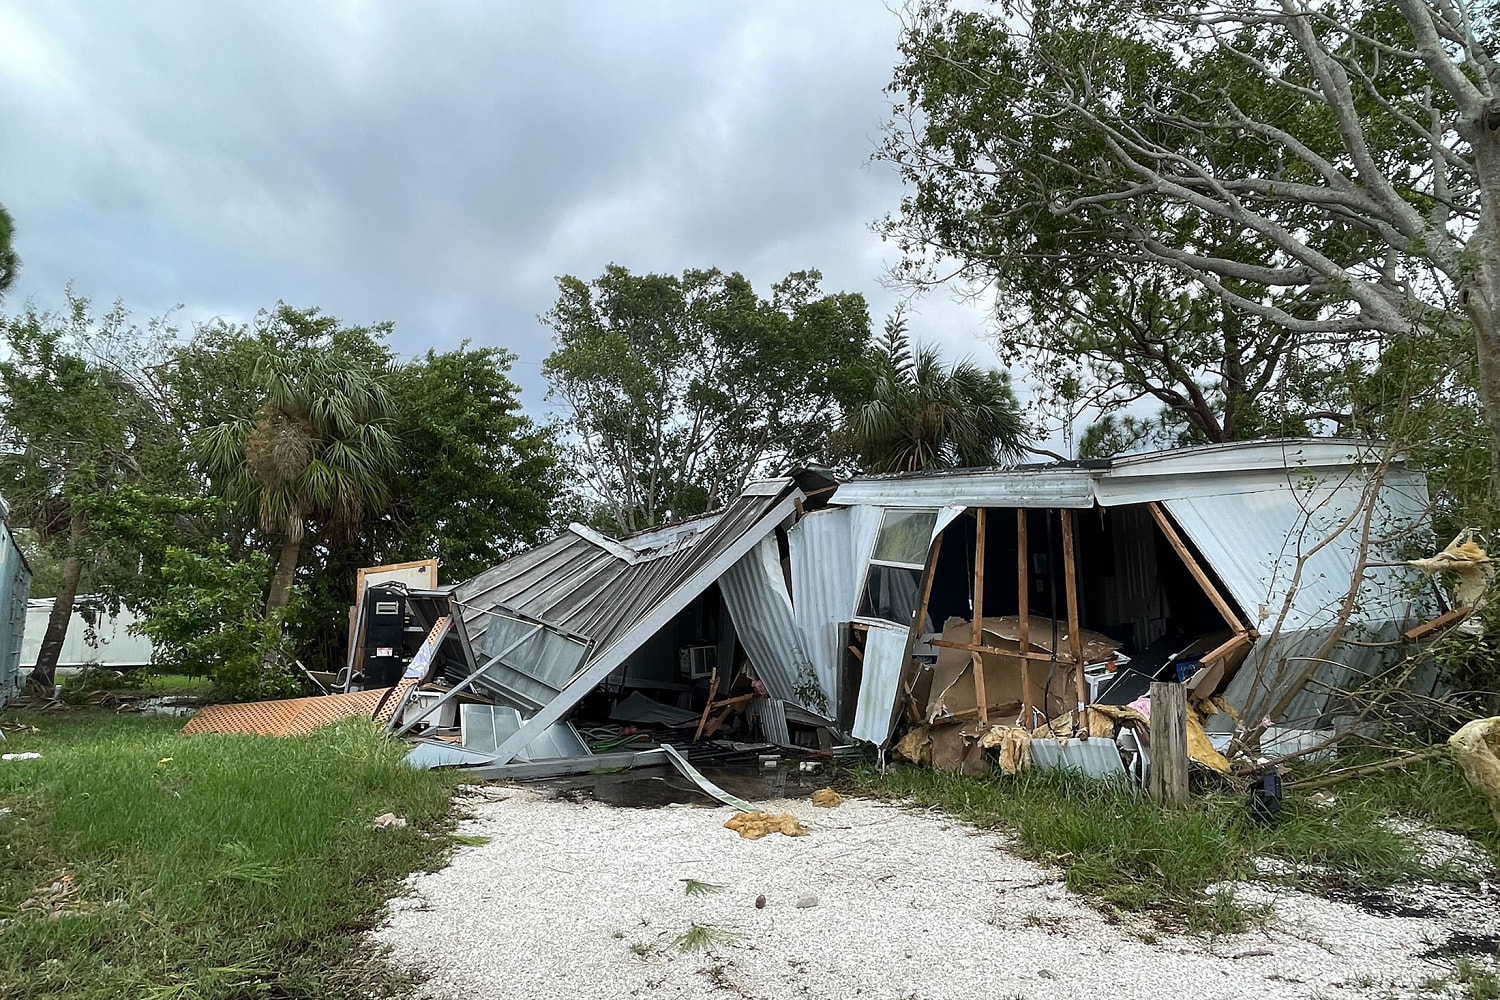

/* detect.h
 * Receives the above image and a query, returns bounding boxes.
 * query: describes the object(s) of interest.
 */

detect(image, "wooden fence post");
[1149,681,1189,807]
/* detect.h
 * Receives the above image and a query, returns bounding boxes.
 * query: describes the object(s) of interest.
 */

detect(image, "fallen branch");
[1284,746,1446,792]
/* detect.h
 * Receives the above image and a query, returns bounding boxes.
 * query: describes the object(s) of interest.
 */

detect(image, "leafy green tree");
[0,202,18,298]
[841,314,1027,473]
[879,0,1492,474]
[0,294,178,692]
[543,265,870,533]
[195,305,401,616]
[384,344,558,579]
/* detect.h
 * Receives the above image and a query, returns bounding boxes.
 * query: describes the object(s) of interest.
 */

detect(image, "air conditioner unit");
[679,644,717,679]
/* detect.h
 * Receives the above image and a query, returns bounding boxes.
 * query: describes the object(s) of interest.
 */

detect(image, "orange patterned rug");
[181,681,415,737]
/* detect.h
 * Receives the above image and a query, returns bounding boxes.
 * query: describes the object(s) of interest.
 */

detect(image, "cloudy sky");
[0,1,1013,422]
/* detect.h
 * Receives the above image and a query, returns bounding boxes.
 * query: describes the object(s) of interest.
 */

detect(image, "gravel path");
[372,788,1491,1000]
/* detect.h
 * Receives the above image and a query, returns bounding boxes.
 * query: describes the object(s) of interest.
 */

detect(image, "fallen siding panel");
[720,535,823,712]
[850,621,910,746]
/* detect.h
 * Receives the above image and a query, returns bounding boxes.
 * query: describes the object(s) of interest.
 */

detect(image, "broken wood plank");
[972,507,989,726]
[1060,509,1087,734]
[693,669,720,743]
[1401,607,1473,643]
[930,638,1078,663]
[1147,502,1248,634]
[1017,507,1031,727]
[1148,681,1189,807]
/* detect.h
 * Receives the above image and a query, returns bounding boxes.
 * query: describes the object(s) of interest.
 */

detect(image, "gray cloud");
[0,0,1007,413]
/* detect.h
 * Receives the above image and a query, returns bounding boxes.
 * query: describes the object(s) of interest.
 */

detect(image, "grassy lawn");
[851,751,1500,935]
[0,708,461,999]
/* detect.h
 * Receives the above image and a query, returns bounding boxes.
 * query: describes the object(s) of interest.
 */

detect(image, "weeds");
[851,750,1496,933]
[0,708,460,999]
[673,923,740,953]
[450,834,492,847]
[682,879,725,896]
[1457,957,1500,1000]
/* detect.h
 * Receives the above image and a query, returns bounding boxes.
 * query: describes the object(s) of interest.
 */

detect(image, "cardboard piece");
[926,615,1120,722]
[929,722,988,775]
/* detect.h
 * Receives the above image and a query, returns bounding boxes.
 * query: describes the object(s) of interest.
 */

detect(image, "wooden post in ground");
[1059,509,1086,734]
[1148,681,1189,807]
[1016,508,1031,728]
[971,508,989,726]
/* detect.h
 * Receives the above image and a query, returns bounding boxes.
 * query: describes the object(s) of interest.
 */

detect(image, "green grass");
[0,708,462,999]
[851,750,1498,933]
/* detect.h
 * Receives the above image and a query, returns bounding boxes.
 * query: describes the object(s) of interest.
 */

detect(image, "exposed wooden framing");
[971,508,989,725]
[1401,607,1473,643]
[1148,681,1189,806]
[892,528,946,737]
[699,694,757,739]
[846,643,865,661]
[1016,508,1031,726]
[1146,502,1249,635]
[1060,509,1087,734]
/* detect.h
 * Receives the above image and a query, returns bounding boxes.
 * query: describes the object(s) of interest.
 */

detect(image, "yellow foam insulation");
[894,727,932,765]
[810,788,843,808]
[1085,701,1230,774]
[999,728,1032,774]
[1409,530,1495,610]
[724,812,808,839]
[1449,717,1500,826]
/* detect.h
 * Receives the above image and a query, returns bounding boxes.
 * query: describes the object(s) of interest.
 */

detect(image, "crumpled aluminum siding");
[718,534,815,710]
[1160,466,1432,633]
[785,507,879,720]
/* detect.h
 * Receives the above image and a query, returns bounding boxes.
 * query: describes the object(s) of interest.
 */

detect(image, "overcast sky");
[0,1,1018,424]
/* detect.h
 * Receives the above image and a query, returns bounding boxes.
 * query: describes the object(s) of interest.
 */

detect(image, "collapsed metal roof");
[450,479,804,764]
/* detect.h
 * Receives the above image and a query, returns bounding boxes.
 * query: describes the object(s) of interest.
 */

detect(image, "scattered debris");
[183,683,413,737]
[372,812,408,830]
[2,751,40,761]
[1450,716,1500,825]
[794,894,819,908]
[724,812,807,840]
[810,787,842,808]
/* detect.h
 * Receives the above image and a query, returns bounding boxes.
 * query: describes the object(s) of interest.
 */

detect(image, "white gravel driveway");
[372,787,1492,1000]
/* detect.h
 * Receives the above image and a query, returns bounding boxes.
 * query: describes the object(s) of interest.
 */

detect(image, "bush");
[131,544,301,702]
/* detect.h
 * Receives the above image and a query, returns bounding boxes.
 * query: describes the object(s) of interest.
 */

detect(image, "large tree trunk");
[27,511,86,696]
[265,532,302,615]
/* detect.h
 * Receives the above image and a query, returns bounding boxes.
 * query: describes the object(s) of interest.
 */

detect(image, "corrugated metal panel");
[829,469,1096,508]
[787,508,860,719]
[0,520,31,706]
[753,696,791,745]
[1161,466,1432,633]
[850,621,909,745]
[720,534,825,713]
[1105,438,1382,478]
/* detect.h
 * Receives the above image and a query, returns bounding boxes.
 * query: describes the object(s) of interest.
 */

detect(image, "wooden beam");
[972,508,989,726]
[1401,606,1473,643]
[1060,509,1087,734]
[931,638,1076,663]
[1199,632,1252,669]
[1148,681,1189,807]
[1017,508,1031,727]
[1147,502,1248,634]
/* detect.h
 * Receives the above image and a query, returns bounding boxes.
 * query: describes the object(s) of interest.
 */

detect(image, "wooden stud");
[1060,509,1087,734]
[1148,681,1189,807]
[1016,508,1031,727]
[1147,502,1248,634]
[971,508,989,726]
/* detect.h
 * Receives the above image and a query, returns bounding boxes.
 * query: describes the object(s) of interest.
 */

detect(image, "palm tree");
[843,315,1028,473]
[198,308,400,614]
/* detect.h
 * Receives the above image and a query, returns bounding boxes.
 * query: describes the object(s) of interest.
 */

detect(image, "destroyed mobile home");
[188,439,1452,791]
